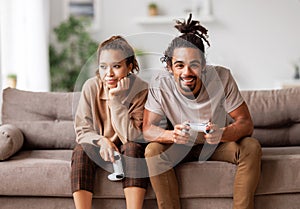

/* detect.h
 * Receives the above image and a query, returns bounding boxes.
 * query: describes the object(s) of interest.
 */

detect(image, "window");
[64,0,101,31]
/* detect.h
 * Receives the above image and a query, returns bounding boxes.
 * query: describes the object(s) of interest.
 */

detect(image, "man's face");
[170,47,204,98]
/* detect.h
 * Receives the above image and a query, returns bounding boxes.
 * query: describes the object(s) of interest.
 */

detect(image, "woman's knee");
[121,142,149,184]
[72,144,88,162]
[121,141,145,158]
[122,177,149,190]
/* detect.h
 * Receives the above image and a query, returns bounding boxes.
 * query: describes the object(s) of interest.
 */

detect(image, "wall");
[50,0,300,90]
[208,0,300,90]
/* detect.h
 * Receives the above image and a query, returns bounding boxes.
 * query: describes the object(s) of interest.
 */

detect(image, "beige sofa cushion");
[0,124,24,160]
[0,150,72,196]
[1,148,300,198]
[241,87,300,146]
[2,87,300,148]
[1,88,80,149]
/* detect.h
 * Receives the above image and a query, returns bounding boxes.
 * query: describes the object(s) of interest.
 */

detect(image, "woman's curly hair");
[161,13,210,67]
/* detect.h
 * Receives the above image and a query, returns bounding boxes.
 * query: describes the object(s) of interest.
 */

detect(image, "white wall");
[208,0,300,90]
[50,0,300,90]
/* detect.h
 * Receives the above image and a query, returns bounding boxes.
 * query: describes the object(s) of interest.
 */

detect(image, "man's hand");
[172,123,191,144]
[204,122,223,144]
[97,138,119,162]
[108,76,130,99]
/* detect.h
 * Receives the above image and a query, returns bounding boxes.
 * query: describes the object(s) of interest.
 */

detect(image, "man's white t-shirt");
[145,65,244,128]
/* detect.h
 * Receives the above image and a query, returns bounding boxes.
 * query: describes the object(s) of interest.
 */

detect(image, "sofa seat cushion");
[1,147,299,199]
[256,147,300,195]
[0,150,237,198]
[0,150,73,196]
[160,147,300,198]
[171,147,300,198]
[95,148,300,198]
[0,150,129,198]
[93,161,237,199]
[176,161,236,198]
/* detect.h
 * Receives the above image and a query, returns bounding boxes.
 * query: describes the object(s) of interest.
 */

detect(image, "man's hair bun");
[175,13,210,47]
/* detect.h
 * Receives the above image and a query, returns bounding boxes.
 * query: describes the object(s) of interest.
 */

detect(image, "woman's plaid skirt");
[71,142,148,193]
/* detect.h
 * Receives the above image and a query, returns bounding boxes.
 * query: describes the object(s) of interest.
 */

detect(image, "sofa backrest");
[1,88,80,149]
[1,87,300,149]
[241,87,300,147]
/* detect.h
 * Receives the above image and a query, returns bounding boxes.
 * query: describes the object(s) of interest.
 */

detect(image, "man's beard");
[178,76,197,92]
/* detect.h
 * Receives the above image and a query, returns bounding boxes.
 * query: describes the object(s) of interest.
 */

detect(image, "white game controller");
[183,122,213,134]
[108,151,124,181]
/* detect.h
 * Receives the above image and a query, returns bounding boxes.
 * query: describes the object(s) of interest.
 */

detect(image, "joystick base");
[107,151,124,181]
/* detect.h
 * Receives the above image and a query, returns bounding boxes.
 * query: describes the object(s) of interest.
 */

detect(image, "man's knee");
[145,142,166,158]
[240,137,262,158]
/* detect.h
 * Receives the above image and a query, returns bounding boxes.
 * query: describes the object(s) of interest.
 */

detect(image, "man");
[143,14,262,209]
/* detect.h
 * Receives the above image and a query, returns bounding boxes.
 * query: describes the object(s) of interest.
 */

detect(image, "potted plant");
[49,16,98,92]
[148,2,158,16]
[6,74,17,88]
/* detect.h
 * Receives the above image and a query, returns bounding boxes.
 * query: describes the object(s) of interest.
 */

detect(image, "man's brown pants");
[145,137,262,209]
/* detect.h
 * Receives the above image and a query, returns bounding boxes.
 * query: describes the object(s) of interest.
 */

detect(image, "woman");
[71,35,148,209]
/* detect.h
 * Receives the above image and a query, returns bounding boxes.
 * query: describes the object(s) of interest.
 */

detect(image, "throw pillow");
[0,124,24,160]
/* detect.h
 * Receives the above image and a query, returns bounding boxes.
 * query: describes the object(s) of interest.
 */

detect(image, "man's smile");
[180,76,197,85]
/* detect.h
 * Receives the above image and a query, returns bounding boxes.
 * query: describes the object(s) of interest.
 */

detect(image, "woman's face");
[98,49,132,89]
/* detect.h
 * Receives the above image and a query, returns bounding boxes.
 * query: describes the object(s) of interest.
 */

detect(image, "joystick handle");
[108,151,124,181]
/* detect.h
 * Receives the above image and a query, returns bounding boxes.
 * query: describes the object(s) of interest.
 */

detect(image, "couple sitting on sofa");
[72,14,262,209]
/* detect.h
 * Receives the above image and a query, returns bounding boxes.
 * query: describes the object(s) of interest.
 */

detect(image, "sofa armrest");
[0,124,24,160]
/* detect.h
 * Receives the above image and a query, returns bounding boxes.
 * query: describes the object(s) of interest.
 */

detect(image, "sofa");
[0,86,299,209]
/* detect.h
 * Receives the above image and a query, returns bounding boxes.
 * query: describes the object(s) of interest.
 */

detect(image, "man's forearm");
[143,124,174,143]
[221,119,253,142]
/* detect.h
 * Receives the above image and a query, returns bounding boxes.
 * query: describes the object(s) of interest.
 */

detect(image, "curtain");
[0,0,50,92]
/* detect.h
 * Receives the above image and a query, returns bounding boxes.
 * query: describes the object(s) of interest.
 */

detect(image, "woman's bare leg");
[124,187,146,209]
[73,190,93,209]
